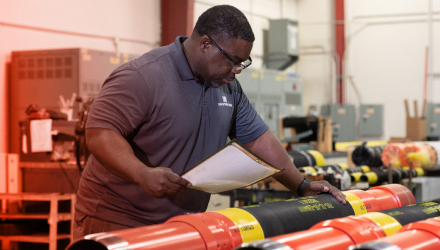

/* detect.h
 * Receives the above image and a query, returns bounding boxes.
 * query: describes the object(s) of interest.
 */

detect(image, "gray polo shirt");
[75,36,269,227]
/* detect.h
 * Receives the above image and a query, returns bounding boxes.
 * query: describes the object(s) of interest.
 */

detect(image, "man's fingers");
[329,187,348,204]
[166,172,192,187]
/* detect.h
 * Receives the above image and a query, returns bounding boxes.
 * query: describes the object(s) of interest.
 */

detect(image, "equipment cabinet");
[0,193,76,250]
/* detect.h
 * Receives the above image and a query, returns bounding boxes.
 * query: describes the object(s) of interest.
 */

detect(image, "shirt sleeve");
[86,65,150,138]
[230,79,269,144]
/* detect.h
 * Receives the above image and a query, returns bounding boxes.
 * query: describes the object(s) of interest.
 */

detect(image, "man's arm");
[85,128,191,198]
[243,129,347,204]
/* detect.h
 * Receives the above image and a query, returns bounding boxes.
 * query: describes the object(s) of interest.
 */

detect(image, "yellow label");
[307,150,325,166]
[343,191,367,215]
[110,56,120,64]
[251,72,259,78]
[82,54,92,61]
[360,212,402,236]
[366,108,375,115]
[213,208,264,242]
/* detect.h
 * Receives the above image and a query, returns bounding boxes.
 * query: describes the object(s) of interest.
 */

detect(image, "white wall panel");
[345,0,440,140]
[296,0,334,116]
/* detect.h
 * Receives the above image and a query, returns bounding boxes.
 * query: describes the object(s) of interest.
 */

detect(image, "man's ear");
[199,36,211,52]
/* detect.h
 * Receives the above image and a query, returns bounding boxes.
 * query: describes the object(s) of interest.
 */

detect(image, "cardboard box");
[405,99,427,141]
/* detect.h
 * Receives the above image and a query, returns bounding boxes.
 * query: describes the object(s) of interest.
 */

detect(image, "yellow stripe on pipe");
[415,168,424,176]
[307,150,325,166]
[351,172,363,182]
[364,172,378,185]
[360,212,402,236]
[360,165,370,173]
[343,191,367,215]
[338,163,349,169]
[213,208,265,242]
[300,166,317,175]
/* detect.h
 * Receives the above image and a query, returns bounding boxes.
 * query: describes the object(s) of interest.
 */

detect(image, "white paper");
[30,119,53,153]
[181,142,281,194]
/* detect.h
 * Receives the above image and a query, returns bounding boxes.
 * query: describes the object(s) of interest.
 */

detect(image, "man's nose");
[231,66,242,74]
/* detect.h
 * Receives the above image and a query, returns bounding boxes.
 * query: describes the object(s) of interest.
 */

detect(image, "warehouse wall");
[0,0,161,153]
[344,0,440,140]
[1,0,439,153]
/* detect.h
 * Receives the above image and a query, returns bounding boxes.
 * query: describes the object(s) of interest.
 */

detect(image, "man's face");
[203,36,253,88]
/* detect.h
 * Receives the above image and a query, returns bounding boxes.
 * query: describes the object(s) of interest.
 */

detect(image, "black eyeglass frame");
[205,33,252,70]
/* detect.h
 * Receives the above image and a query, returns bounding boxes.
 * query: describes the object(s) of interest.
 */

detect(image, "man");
[73,4,347,239]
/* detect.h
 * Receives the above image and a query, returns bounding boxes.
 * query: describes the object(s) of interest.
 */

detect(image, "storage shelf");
[0,192,76,250]
[0,212,72,221]
[0,233,71,244]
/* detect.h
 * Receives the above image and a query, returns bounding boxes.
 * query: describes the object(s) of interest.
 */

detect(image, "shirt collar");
[170,36,197,81]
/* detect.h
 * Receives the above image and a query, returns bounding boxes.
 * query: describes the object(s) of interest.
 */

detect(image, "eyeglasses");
[206,34,252,71]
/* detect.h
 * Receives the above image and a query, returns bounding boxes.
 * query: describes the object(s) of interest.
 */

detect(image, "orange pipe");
[274,227,352,250]
[344,189,381,212]
[369,183,415,207]
[71,222,207,250]
[167,212,242,250]
[350,218,440,250]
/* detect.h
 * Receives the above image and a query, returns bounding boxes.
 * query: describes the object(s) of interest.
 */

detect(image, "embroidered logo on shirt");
[218,96,232,107]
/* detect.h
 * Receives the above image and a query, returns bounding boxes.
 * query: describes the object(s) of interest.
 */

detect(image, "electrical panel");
[426,103,440,139]
[237,69,302,138]
[266,19,299,70]
[359,104,384,137]
[321,104,356,142]
[9,48,139,153]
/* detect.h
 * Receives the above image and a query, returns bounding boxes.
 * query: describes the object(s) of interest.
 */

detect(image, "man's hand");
[86,128,193,199]
[302,180,347,204]
[140,167,192,198]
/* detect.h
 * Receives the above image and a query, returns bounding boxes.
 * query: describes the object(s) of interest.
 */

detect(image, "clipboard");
[181,139,283,194]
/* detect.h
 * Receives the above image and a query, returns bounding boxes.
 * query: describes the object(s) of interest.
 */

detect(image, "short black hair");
[193,5,255,42]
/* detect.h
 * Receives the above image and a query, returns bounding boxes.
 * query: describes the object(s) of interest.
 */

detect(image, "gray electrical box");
[321,104,356,142]
[9,48,139,153]
[359,104,383,137]
[266,19,299,70]
[426,103,440,139]
[237,69,302,137]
